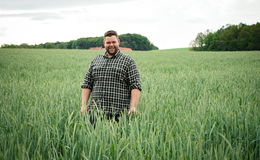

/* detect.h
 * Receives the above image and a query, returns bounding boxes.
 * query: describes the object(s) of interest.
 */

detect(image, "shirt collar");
[103,50,121,59]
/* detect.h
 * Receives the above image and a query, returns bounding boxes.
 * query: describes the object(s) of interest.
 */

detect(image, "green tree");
[119,34,158,50]
[191,32,207,50]
[43,42,56,49]
[192,22,260,51]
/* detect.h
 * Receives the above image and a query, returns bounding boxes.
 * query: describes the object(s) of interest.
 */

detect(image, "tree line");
[191,22,260,51]
[1,33,158,51]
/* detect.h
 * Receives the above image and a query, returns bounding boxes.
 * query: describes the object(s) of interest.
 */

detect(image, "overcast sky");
[0,0,259,49]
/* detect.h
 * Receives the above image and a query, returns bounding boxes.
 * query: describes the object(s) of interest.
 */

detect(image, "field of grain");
[0,48,259,159]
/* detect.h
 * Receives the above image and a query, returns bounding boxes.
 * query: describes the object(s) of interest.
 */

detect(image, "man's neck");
[105,50,120,59]
[107,53,113,59]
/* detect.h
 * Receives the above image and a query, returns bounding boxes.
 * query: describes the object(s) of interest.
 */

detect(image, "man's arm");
[80,88,91,113]
[128,89,141,114]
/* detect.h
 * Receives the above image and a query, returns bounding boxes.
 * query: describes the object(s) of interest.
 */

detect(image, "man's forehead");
[104,36,119,41]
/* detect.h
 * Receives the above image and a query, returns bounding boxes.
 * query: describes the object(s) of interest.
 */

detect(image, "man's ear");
[118,38,120,45]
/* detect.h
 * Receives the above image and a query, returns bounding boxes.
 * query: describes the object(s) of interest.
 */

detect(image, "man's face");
[104,35,120,55]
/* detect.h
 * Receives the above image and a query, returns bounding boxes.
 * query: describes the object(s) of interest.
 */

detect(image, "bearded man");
[80,30,142,123]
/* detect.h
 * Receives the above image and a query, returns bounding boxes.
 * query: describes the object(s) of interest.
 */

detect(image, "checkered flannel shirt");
[81,50,141,114]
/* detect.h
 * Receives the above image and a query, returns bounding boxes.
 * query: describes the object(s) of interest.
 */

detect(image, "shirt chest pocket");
[92,65,127,81]
[107,66,127,81]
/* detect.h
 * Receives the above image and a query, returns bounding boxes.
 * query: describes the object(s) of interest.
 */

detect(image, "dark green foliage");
[119,33,158,50]
[1,34,158,51]
[191,22,260,51]
[72,37,103,49]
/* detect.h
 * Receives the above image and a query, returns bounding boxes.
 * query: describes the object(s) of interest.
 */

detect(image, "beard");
[106,46,119,55]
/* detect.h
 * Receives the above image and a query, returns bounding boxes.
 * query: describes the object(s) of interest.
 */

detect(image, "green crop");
[0,48,259,159]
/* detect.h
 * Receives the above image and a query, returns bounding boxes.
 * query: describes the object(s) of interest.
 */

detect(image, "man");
[80,30,141,123]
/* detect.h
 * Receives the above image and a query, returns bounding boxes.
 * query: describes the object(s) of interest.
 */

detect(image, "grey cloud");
[0,0,132,10]
[0,12,63,21]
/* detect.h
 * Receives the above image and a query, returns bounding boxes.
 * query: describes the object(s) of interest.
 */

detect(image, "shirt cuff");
[130,84,142,91]
[81,84,92,90]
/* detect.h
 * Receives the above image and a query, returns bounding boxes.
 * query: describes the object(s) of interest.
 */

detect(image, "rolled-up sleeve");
[128,59,142,91]
[81,63,94,90]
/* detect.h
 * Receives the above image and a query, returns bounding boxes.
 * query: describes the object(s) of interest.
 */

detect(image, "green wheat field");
[0,48,259,160]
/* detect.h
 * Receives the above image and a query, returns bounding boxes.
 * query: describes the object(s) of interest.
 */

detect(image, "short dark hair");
[104,30,118,37]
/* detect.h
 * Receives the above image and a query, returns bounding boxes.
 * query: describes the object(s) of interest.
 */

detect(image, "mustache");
[106,46,118,54]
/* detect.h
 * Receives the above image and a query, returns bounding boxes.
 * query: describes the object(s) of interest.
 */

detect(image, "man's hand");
[80,106,89,114]
[81,88,91,114]
[128,89,140,115]
[128,106,136,115]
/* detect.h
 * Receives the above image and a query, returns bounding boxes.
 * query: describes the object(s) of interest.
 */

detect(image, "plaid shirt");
[81,50,141,114]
